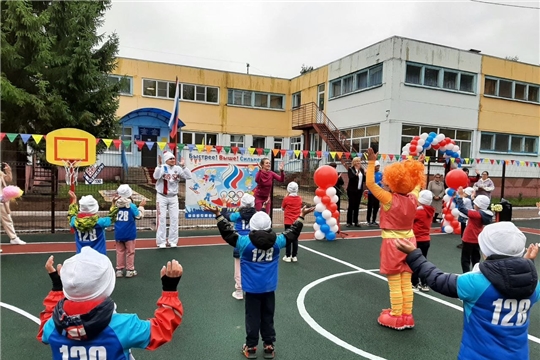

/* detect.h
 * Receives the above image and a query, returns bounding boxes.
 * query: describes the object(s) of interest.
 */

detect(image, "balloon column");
[313,165,339,241]
[402,132,461,160]
[440,169,470,234]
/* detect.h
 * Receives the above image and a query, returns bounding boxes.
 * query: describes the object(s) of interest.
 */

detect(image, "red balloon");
[333,211,340,219]
[451,220,459,228]
[432,144,440,150]
[328,203,338,212]
[445,213,454,221]
[453,223,461,235]
[445,169,469,189]
[409,145,417,153]
[413,136,420,140]
[313,165,338,189]
[321,196,331,205]
[315,187,326,197]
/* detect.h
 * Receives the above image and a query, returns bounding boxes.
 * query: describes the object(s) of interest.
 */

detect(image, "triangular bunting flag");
[224,146,231,154]
[377,154,382,160]
[32,134,43,144]
[316,151,322,158]
[309,151,316,157]
[0,133,5,142]
[178,144,185,152]
[280,149,287,157]
[490,159,494,164]
[496,160,501,165]
[511,160,515,165]
[6,133,18,142]
[336,152,343,160]
[520,161,525,166]
[239,147,246,155]
[205,145,213,154]
[464,158,470,164]
[168,143,176,151]
[505,160,510,165]
[263,148,270,156]
[329,152,336,160]
[215,145,223,154]
[256,148,264,156]
[287,150,294,157]
[272,149,280,156]
[156,142,167,151]
[382,154,388,161]
[349,152,356,159]
[102,139,113,149]
[231,146,239,155]
[196,144,204,153]
[187,144,195,152]
[389,155,395,161]
[20,134,31,144]
[136,141,145,150]
[248,147,256,155]
[302,150,308,158]
[294,150,301,158]
[450,158,455,163]
[96,138,101,145]
[425,156,430,162]
[146,142,155,150]
[323,151,329,157]
[123,140,132,150]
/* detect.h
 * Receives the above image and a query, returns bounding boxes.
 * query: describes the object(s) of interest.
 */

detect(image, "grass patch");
[57,184,156,208]
[490,197,540,207]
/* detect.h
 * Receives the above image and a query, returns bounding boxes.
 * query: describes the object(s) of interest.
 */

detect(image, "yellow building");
[478,56,540,157]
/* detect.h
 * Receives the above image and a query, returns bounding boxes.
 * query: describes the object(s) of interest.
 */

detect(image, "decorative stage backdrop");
[183,151,265,219]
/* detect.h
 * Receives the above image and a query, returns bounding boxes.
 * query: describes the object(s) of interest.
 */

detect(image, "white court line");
[297,270,387,360]
[298,244,540,345]
[0,302,40,324]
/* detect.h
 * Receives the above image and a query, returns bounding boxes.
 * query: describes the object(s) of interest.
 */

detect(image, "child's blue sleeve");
[41,318,55,344]
[109,313,151,349]
[70,217,75,228]
[130,203,140,217]
[97,217,112,228]
[457,273,491,302]
[275,234,287,249]
[236,235,251,254]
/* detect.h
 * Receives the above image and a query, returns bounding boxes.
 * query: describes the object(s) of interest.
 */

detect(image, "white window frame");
[479,132,538,155]
[400,124,473,159]
[230,135,244,148]
[344,125,380,154]
[108,75,133,95]
[290,136,303,151]
[227,89,285,110]
[105,127,133,154]
[141,78,219,104]
[329,64,383,99]
[483,76,540,104]
[181,132,218,145]
[292,92,301,108]
[404,62,477,95]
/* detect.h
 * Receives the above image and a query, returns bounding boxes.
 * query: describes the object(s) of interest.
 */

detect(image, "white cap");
[240,193,255,207]
[79,195,99,214]
[287,181,299,195]
[464,187,474,196]
[163,152,175,162]
[61,247,116,301]
[473,195,490,210]
[117,184,132,198]
[375,161,380,166]
[479,222,526,258]
[418,190,433,205]
[249,211,272,231]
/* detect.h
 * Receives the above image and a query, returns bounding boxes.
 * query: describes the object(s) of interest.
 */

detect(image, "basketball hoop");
[61,159,82,187]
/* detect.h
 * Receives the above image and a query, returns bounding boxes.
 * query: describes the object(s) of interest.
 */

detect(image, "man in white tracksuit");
[153,151,191,248]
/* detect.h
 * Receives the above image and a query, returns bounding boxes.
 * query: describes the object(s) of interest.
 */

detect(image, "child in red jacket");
[412,190,435,292]
[282,182,303,262]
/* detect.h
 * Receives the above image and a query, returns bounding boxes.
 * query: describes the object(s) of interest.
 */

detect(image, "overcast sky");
[100,1,540,78]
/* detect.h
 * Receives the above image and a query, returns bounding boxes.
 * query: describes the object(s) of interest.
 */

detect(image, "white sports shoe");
[157,244,167,248]
[282,256,291,262]
[10,237,26,245]
[232,290,244,300]
[169,243,178,248]
[292,256,298,262]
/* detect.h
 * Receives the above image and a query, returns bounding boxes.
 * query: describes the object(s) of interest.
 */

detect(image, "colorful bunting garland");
[0,132,538,168]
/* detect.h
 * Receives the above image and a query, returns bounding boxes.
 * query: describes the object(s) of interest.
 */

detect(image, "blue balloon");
[316,216,326,225]
[445,149,453,155]
[429,132,437,137]
[314,211,322,217]
[447,189,455,197]
[326,232,336,241]
[320,224,330,233]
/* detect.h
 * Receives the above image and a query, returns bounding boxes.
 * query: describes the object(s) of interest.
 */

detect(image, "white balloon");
[402,151,410,156]
[438,133,446,140]
[331,225,339,233]
[313,223,320,231]
[322,210,332,219]
[450,202,456,210]
[443,195,451,203]
[431,138,440,145]
[331,195,339,204]
[326,187,337,197]
[442,220,451,227]
[417,139,425,147]
[425,145,431,150]
[451,208,460,218]
[315,230,325,240]
[445,144,454,151]
[313,196,322,204]
[453,145,460,152]
[402,146,408,151]
[326,217,337,227]
[420,133,429,140]
[315,203,326,213]
[443,225,453,234]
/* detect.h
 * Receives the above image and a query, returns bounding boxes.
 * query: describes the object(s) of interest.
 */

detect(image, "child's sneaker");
[232,290,244,300]
[291,256,298,262]
[263,343,275,359]
[242,344,257,359]
[116,270,124,278]
[9,237,26,245]
[420,284,430,292]
[282,256,291,262]
[125,270,137,278]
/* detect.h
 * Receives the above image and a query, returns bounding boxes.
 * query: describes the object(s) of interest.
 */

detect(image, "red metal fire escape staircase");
[292,102,358,166]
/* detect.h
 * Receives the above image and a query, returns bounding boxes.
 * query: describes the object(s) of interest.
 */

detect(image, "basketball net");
[61,159,82,186]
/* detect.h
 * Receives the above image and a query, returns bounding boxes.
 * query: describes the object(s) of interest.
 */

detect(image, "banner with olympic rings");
[184,151,265,219]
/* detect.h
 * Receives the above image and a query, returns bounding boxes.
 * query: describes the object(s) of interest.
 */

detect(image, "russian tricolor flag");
[169,77,180,139]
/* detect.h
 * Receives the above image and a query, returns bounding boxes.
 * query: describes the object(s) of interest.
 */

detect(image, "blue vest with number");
[74,226,106,255]
[114,204,139,241]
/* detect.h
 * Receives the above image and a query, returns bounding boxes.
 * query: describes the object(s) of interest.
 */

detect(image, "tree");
[505,55,519,62]
[300,64,314,75]
[1,0,121,139]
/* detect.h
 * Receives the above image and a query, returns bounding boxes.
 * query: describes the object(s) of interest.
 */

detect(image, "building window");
[290,136,302,151]
[400,124,472,159]
[106,127,133,154]
[108,75,133,95]
[227,89,285,110]
[252,136,266,149]
[483,77,540,104]
[480,132,538,155]
[142,78,219,104]
[182,132,217,145]
[405,62,476,94]
[330,64,383,99]
[273,137,282,158]
[292,92,301,108]
[344,125,380,154]
[230,135,244,148]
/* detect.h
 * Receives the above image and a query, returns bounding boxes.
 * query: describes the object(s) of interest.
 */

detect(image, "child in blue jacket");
[207,205,314,359]
[395,222,539,360]
[68,191,118,255]
[222,193,257,300]
[114,185,146,278]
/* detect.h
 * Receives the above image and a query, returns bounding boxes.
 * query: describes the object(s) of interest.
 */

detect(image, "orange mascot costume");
[366,148,425,330]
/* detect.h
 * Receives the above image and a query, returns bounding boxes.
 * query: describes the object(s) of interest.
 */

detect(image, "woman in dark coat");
[346,157,366,227]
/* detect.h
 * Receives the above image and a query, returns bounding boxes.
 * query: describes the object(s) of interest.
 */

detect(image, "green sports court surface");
[1,220,539,359]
